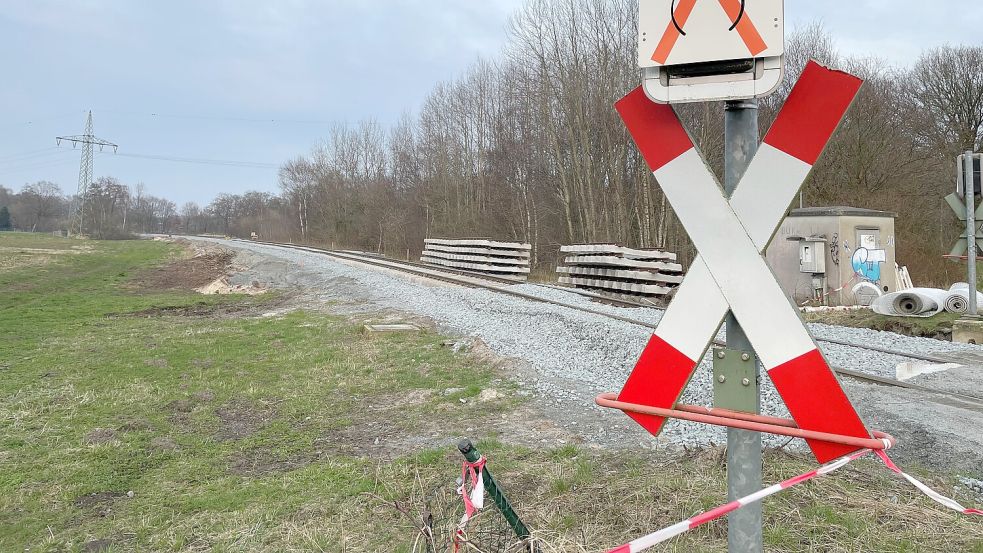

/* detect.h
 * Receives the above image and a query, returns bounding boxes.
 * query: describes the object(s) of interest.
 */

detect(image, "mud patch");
[213,399,276,442]
[165,397,199,431]
[83,428,118,445]
[315,420,408,458]
[74,491,126,518]
[82,539,115,552]
[227,448,315,476]
[193,389,215,402]
[131,249,235,292]
[150,436,179,452]
[110,301,260,319]
[167,398,195,413]
[117,417,154,432]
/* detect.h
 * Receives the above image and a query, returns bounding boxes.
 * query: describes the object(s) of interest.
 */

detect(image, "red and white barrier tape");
[454,456,486,552]
[606,449,981,553]
[874,450,983,516]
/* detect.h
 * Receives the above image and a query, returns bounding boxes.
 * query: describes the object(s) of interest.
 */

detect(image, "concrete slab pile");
[555,244,683,302]
[420,238,531,281]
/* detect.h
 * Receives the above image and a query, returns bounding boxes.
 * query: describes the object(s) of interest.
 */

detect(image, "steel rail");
[230,238,983,404]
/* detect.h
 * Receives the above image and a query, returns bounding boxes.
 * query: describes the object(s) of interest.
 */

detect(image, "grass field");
[1,232,981,552]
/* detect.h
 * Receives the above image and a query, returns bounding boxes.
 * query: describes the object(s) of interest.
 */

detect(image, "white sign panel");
[638,0,785,103]
[639,0,784,67]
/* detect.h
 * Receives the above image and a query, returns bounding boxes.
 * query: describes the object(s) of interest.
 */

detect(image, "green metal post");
[457,438,531,545]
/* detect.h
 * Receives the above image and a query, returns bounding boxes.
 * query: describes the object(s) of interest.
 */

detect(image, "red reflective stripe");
[763,60,863,165]
[717,0,767,55]
[606,545,632,553]
[768,349,871,463]
[651,0,698,64]
[614,87,693,172]
[617,334,697,437]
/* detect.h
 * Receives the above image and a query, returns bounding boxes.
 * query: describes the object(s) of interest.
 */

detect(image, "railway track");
[233,238,983,404]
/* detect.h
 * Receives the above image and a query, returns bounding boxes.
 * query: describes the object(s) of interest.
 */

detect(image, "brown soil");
[150,436,179,452]
[227,448,316,476]
[112,301,259,318]
[82,538,115,552]
[83,428,117,445]
[130,248,234,292]
[73,491,126,519]
[213,399,276,442]
[116,417,154,432]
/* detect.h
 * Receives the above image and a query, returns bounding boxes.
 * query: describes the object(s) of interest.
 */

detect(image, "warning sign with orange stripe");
[639,0,783,68]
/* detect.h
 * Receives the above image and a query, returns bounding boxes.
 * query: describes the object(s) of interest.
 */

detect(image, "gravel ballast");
[192,238,983,454]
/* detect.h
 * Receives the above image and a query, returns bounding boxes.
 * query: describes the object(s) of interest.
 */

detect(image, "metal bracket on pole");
[713,347,759,413]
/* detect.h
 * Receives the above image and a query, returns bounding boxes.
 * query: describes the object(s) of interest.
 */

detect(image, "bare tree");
[20,181,63,232]
[908,45,983,155]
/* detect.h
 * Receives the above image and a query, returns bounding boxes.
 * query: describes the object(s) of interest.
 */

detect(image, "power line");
[0,154,79,176]
[92,108,335,126]
[0,158,75,175]
[107,151,277,168]
[0,147,70,164]
[0,111,86,129]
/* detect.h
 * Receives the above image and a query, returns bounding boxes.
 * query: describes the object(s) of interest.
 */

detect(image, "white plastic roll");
[943,282,983,312]
[872,288,948,317]
[944,293,968,313]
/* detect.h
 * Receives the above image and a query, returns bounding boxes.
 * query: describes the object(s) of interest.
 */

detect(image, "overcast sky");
[2,1,981,206]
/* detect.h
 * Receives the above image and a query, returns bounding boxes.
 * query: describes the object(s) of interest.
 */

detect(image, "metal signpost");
[948,152,983,317]
[611,3,873,551]
[967,152,978,317]
[721,98,762,550]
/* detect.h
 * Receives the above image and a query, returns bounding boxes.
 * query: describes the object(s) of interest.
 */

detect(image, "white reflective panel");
[655,150,816,367]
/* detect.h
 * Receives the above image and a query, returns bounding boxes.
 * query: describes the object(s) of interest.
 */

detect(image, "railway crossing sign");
[639,0,784,103]
[944,192,983,256]
[614,61,869,463]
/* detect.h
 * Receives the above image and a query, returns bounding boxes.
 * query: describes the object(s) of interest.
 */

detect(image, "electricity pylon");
[57,111,118,236]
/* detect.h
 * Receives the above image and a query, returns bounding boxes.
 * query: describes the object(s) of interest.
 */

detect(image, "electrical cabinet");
[798,239,826,274]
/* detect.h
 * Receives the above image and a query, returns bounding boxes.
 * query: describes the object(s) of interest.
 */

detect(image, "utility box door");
[798,241,826,274]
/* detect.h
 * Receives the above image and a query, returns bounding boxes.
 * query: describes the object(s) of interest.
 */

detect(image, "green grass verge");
[802,308,959,340]
[1,233,981,552]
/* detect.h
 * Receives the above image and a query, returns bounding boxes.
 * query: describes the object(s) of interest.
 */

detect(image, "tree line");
[0,179,177,238]
[7,0,983,286]
[217,1,983,285]
[0,178,295,240]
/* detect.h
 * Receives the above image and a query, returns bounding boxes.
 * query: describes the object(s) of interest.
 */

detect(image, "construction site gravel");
[189,237,983,477]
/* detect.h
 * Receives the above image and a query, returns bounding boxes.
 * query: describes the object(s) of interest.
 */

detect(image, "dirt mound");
[132,249,235,291]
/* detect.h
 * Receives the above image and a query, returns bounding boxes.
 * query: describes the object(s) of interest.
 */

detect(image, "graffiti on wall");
[851,247,886,282]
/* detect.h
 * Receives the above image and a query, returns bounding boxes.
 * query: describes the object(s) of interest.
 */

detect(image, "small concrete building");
[766,206,898,306]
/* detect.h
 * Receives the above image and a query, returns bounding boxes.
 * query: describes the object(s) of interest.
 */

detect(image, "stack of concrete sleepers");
[421,238,531,281]
[556,244,683,302]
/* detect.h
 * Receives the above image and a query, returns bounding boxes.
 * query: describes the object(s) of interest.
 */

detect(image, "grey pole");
[722,99,762,553]
[966,151,978,317]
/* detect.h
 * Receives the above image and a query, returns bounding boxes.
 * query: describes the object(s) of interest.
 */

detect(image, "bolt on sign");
[613,61,871,464]
[639,0,785,103]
